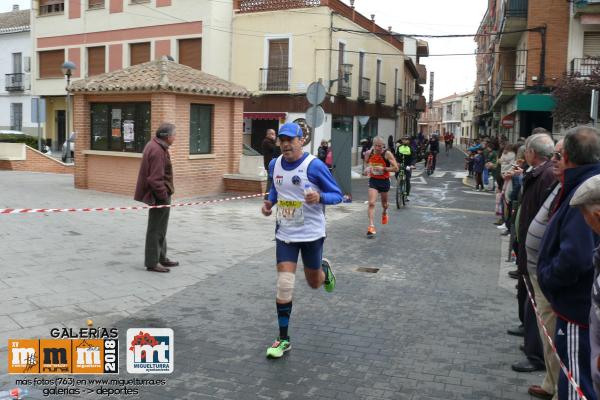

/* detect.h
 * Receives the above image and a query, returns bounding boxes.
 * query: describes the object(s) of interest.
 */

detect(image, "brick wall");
[73,92,246,199]
[527,0,570,87]
[0,146,74,174]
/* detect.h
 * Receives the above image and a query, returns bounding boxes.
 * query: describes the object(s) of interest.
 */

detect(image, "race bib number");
[370,163,385,176]
[276,200,304,227]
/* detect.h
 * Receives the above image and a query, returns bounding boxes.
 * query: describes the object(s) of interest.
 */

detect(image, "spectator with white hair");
[538,126,600,400]
[511,133,556,374]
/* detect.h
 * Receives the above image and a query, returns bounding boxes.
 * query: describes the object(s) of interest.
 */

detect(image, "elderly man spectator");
[570,174,600,399]
[511,133,556,374]
[134,122,179,273]
[262,129,278,171]
[262,129,280,199]
[523,139,563,399]
[538,126,600,400]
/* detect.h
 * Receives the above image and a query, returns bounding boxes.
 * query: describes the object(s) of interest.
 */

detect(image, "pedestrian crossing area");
[412,170,468,179]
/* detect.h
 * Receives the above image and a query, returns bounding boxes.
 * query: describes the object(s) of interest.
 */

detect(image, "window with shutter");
[87,46,105,76]
[39,50,64,78]
[39,0,64,15]
[584,32,600,58]
[88,0,104,9]
[130,43,150,66]
[178,38,202,70]
[267,39,289,91]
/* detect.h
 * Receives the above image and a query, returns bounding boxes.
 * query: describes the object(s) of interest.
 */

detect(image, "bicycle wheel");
[396,177,401,209]
[399,178,406,207]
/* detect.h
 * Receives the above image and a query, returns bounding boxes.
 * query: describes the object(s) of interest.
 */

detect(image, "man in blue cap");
[261,122,343,358]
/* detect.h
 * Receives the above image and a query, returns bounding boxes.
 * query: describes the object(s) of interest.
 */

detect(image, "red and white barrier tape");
[523,277,588,400]
[0,193,267,215]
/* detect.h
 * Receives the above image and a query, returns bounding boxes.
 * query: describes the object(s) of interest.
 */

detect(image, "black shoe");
[160,259,179,267]
[507,325,524,337]
[511,359,545,373]
[508,270,519,279]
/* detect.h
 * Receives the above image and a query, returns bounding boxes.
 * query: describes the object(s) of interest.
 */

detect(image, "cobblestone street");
[0,149,545,399]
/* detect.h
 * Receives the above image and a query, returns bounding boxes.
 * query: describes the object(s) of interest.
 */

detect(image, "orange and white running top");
[367,152,390,180]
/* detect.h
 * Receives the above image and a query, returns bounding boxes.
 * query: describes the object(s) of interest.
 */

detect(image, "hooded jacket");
[537,163,600,326]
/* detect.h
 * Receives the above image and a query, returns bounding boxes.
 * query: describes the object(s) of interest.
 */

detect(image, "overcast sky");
[3,0,487,100]
[349,0,488,100]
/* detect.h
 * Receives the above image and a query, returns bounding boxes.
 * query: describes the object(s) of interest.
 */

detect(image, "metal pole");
[36,100,42,151]
[65,74,71,163]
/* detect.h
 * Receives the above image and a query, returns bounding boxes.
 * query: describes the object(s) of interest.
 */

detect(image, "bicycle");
[425,152,435,176]
[395,165,407,208]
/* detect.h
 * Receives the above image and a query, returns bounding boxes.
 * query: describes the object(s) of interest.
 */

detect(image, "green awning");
[516,93,556,112]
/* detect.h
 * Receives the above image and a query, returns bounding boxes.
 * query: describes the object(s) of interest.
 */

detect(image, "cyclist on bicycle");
[426,134,440,172]
[395,136,416,199]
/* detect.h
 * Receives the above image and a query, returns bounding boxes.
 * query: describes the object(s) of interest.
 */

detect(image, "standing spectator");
[134,122,179,273]
[262,128,280,199]
[538,126,600,400]
[317,139,329,163]
[473,148,485,191]
[511,133,555,374]
[569,174,600,400]
[387,135,394,153]
[262,129,278,171]
[523,140,564,399]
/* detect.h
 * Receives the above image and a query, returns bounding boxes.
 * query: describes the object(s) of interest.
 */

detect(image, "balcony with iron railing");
[494,64,526,98]
[499,0,528,46]
[570,58,600,77]
[5,73,25,91]
[259,67,291,91]
[336,64,352,97]
[574,0,600,17]
[358,77,370,101]
[395,88,403,107]
[376,82,386,103]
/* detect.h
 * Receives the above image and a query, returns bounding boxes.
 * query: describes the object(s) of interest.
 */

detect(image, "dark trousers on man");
[522,280,545,368]
[145,197,171,268]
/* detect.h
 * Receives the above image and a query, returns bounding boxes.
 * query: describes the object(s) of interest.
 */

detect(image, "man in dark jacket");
[569,174,600,399]
[511,133,556,374]
[538,126,600,400]
[262,129,278,171]
[262,129,280,199]
[134,123,178,273]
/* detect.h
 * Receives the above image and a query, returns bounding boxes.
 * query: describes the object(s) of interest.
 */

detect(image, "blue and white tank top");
[273,154,326,242]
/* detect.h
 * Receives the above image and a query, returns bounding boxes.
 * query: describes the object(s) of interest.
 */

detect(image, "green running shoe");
[266,338,291,358]
[322,258,336,293]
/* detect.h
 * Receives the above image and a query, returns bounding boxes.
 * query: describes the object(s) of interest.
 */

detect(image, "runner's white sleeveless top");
[273,154,326,242]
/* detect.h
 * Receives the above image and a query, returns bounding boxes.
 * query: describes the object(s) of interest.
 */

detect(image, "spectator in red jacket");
[134,122,179,273]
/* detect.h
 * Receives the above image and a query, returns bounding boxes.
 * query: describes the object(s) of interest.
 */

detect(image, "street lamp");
[61,61,76,163]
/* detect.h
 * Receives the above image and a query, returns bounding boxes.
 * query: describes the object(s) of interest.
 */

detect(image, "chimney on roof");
[371,14,375,22]
[13,4,19,11]
[349,0,355,9]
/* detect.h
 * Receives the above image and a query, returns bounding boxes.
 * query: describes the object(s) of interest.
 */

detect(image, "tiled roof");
[0,9,30,34]
[69,57,250,98]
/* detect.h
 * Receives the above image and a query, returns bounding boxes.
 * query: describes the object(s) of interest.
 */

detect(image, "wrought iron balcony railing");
[376,82,386,103]
[358,77,370,101]
[395,88,403,107]
[336,63,352,97]
[570,58,600,77]
[5,73,24,91]
[259,67,291,91]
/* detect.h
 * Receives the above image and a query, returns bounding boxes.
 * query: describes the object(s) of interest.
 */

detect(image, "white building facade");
[0,7,34,135]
